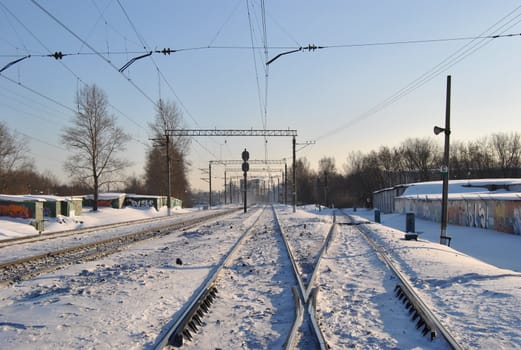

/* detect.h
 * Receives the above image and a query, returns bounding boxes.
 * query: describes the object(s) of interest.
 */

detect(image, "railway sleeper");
[169,286,219,347]
[394,284,436,341]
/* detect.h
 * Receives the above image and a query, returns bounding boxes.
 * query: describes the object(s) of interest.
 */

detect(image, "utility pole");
[208,163,212,209]
[166,134,171,216]
[224,170,227,205]
[284,163,287,205]
[150,135,173,216]
[324,170,328,208]
[293,136,296,213]
[434,75,452,246]
[229,178,233,204]
[440,75,451,245]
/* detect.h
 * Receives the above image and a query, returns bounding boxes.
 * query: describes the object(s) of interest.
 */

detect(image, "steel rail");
[282,286,304,350]
[343,211,463,350]
[272,206,329,350]
[304,222,337,301]
[0,209,240,286]
[308,288,329,350]
[0,209,230,249]
[152,207,266,349]
[272,207,307,301]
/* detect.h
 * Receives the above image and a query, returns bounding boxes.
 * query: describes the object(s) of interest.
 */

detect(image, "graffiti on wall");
[126,199,156,208]
[513,207,521,235]
[464,202,488,229]
[396,198,521,235]
[0,204,32,218]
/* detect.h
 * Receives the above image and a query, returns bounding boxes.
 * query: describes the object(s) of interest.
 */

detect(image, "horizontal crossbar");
[165,129,297,137]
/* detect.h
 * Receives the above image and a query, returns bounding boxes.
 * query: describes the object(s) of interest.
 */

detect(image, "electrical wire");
[115,0,219,159]
[1,0,149,134]
[2,32,521,60]
[30,0,158,109]
[246,0,266,132]
[206,0,243,47]
[316,4,521,141]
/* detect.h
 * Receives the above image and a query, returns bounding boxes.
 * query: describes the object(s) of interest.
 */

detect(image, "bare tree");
[0,122,31,192]
[145,99,191,205]
[491,132,521,176]
[61,84,130,211]
[318,156,336,175]
[400,137,441,181]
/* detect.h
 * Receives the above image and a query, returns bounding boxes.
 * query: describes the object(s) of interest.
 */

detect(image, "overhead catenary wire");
[316,4,521,141]
[0,0,149,134]
[3,1,521,187]
[115,0,220,160]
[30,0,159,110]
[2,32,521,61]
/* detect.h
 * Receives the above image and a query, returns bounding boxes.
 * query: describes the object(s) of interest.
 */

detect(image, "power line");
[316,5,521,141]
[0,0,149,133]
[114,0,220,158]
[2,31,520,61]
[0,74,76,113]
[30,0,158,109]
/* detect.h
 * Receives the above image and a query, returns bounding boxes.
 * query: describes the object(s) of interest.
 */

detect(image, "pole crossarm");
[225,168,283,173]
[210,159,286,166]
[165,129,297,137]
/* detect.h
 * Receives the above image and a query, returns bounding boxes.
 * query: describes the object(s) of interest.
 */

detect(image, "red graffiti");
[0,204,32,218]
[97,200,112,207]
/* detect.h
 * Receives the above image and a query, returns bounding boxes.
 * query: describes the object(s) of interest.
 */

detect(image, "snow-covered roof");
[0,194,45,202]
[125,194,163,199]
[398,179,521,200]
[0,194,83,202]
[83,193,126,200]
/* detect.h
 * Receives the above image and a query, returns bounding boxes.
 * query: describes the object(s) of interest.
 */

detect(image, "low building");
[374,179,521,235]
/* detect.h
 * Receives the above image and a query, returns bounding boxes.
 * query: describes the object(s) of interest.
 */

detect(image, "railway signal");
[242,149,249,213]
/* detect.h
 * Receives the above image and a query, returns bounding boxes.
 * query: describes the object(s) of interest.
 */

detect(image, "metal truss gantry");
[165,129,297,137]
[209,159,287,206]
[166,129,298,211]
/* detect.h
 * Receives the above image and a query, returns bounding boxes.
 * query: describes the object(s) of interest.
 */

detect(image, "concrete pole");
[209,162,212,209]
[166,134,171,216]
[224,170,227,205]
[293,136,296,213]
[440,75,451,245]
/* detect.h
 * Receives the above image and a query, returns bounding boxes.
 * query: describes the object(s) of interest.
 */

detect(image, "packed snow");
[1,204,521,349]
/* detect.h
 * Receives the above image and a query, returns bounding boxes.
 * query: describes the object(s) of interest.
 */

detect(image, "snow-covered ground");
[1,205,521,349]
[0,206,194,240]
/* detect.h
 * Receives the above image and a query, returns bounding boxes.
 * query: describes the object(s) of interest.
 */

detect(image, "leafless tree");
[0,122,31,191]
[318,156,336,175]
[399,137,441,181]
[145,99,191,205]
[490,132,521,176]
[61,84,130,211]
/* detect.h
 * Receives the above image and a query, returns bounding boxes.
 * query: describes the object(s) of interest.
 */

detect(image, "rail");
[152,207,265,349]
[344,211,463,350]
[0,208,241,286]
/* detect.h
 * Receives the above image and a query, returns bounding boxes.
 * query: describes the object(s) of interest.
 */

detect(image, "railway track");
[319,211,463,349]
[0,208,239,287]
[0,209,228,249]
[154,205,332,349]
[1,204,465,348]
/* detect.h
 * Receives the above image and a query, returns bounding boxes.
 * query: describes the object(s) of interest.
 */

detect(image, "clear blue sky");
[1,1,521,191]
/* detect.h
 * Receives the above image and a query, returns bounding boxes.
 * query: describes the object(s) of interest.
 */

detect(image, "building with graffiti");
[374,179,521,235]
